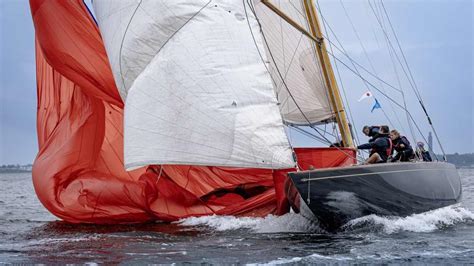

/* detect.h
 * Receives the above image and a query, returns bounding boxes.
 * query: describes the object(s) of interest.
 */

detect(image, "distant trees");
[444,153,474,168]
[0,164,33,173]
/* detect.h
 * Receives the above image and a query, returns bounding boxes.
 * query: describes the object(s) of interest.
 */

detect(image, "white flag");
[358,91,373,102]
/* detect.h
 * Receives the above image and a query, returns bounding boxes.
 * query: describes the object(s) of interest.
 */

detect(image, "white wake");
[176,212,319,233]
[343,205,474,234]
[176,205,474,234]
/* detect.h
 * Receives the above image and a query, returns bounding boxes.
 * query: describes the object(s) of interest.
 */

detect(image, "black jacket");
[392,136,412,152]
[367,126,380,142]
[417,148,433,162]
[391,136,413,162]
[358,135,391,162]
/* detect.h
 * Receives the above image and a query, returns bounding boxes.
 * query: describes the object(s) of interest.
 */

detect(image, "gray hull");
[288,162,462,231]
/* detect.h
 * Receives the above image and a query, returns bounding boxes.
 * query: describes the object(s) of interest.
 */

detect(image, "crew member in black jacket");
[357,125,392,164]
[389,129,414,162]
[362,125,380,142]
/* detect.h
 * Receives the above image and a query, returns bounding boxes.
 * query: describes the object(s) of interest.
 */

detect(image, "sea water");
[1,169,473,264]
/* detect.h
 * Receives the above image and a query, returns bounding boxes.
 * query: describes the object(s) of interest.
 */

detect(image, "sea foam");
[177,205,474,234]
[176,212,319,233]
[343,205,474,234]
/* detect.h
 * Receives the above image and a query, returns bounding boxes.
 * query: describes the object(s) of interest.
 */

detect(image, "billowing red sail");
[30,0,355,223]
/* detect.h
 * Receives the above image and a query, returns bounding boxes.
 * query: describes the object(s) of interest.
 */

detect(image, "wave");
[177,205,474,234]
[343,205,474,234]
[176,212,320,233]
[256,253,355,265]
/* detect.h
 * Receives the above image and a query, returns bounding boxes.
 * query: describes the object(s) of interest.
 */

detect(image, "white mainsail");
[93,0,295,169]
[253,0,334,125]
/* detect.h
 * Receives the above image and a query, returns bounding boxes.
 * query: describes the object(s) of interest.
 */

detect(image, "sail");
[93,0,294,170]
[30,0,356,224]
[253,0,334,125]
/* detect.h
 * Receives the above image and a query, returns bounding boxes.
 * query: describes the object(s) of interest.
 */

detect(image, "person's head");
[390,129,400,140]
[417,141,425,149]
[362,125,370,136]
[380,125,390,134]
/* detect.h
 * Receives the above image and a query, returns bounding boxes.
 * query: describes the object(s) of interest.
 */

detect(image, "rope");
[368,0,419,158]
[244,0,363,164]
[339,0,404,132]
[310,6,431,149]
[315,5,396,130]
[291,126,367,162]
[379,0,446,161]
[368,0,444,160]
[324,49,432,152]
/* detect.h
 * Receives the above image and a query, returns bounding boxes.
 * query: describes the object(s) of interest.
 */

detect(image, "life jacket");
[369,136,392,160]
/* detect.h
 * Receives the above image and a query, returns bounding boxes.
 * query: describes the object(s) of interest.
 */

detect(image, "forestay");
[93,0,295,170]
[253,0,334,125]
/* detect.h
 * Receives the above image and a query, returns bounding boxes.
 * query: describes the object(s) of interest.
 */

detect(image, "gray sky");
[0,0,473,165]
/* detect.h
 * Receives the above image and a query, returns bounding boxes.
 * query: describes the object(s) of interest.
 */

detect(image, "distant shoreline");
[0,164,32,173]
[0,169,32,173]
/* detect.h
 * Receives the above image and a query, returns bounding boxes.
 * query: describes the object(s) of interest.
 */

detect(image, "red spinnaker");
[30,0,355,223]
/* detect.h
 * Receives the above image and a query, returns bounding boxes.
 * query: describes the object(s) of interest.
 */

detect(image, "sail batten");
[94,0,295,170]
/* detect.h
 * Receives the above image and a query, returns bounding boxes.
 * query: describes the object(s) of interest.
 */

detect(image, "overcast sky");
[0,0,473,164]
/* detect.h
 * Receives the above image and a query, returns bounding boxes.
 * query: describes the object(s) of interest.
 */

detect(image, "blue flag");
[371,98,381,113]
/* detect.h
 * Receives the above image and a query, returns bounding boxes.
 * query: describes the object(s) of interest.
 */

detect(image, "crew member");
[362,125,380,142]
[389,129,413,162]
[416,142,433,162]
[357,126,392,164]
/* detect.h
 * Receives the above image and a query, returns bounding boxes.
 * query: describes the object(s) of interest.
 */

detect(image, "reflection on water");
[1,169,473,264]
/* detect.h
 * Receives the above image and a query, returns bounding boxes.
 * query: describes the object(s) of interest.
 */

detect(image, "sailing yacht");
[29,0,461,231]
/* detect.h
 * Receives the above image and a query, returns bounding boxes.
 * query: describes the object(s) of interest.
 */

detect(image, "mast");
[303,0,354,147]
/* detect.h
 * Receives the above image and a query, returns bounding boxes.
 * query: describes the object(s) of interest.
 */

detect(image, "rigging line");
[245,0,362,163]
[339,0,377,74]
[314,3,396,131]
[367,1,418,97]
[291,126,367,162]
[317,16,403,95]
[352,0,405,134]
[256,0,426,152]
[379,105,395,128]
[317,10,402,94]
[314,124,337,138]
[370,3,420,161]
[379,0,422,100]
[290,123,339,139]
[388,47,418,144]
[316,0,360,147]
[322,45,402,112]
[325,49,432,152]
[373,1,417,146]
[371,0,422,160]
[320,40,425,137]
[379,0,446,161]
[340,0,396,106]
[371,0,439,160]
[290,125,329,143]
